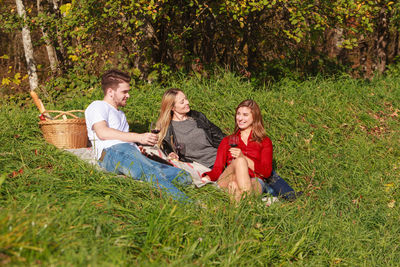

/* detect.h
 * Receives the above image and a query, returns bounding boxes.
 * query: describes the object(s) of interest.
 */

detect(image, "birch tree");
[15,0,38,91]
[37,0,58,74]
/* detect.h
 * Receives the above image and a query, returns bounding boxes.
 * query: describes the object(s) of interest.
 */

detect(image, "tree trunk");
[15,0,38,91]
[325,28,344,59]
[376,6,389,74]
[37,0,58,74]
[50,0,67,72]
[394,31,399,60]
[246,12,257,72]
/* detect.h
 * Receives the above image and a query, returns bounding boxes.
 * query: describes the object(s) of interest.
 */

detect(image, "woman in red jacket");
[202,99,273,201]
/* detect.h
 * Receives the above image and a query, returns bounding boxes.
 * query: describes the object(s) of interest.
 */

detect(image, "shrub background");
[1,0,400,97]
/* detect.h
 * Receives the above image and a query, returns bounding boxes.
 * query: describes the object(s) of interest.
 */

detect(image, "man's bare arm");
[92,120,157,146]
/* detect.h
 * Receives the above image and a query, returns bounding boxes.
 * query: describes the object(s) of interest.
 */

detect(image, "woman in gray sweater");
[155,88,225,168]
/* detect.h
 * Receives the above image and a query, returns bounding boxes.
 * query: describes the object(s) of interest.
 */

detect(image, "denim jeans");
[265,170,296,201]
[98,143,192,201]
[256,177,275,195]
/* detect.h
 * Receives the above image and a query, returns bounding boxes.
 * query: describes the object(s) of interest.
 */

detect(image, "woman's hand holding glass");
[228,135,242,158]
[167,152,179,160]
[229,147,243,159]
[167,142,186,161]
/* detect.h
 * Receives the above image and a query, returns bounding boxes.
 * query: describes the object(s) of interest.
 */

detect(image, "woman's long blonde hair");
[156,88,184,147]
[234,99,267,142]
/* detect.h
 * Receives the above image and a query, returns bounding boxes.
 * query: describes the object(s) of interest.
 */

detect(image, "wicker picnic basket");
[39,110,88,149]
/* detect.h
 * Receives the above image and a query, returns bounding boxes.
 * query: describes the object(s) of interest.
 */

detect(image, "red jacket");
[204,130,273,181]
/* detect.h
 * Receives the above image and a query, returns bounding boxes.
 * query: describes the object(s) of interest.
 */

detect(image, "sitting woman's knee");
[233,156,248,167]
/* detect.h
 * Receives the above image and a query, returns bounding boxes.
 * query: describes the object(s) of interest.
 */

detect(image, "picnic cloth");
[65,146,215,188]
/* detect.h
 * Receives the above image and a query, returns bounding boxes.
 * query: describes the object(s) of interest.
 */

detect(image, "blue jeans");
[257,178,276,195]
[265,170,296,201]
[98,143,192,201]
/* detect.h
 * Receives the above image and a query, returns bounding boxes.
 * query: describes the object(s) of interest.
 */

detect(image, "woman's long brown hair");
[234,99,267,142]
[155,88,184,147]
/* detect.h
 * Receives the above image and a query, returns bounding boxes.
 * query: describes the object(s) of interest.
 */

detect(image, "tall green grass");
[1,72,400,265]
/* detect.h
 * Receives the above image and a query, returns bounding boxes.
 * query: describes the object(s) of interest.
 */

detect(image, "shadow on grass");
[129,121,151,133]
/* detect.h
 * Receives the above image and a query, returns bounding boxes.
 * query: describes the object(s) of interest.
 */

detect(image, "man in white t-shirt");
[85,69,191,201]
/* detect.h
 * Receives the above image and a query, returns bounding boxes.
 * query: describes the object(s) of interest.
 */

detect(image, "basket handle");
[42,110,85,120]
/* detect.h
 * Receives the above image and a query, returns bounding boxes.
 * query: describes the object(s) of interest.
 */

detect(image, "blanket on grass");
[65,146,215,188]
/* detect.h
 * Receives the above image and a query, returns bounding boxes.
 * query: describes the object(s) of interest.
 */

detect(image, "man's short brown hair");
[101,69,131,94]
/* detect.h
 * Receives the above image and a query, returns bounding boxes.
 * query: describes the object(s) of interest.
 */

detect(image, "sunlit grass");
[1,72,400,265]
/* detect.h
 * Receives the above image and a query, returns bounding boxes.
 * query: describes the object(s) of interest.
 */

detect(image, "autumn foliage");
[1,0,400,93]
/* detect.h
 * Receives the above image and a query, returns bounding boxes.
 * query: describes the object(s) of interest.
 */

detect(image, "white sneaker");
[262,196,279,206]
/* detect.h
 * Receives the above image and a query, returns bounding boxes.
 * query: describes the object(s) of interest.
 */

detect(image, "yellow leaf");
[69,55,79,61]
[333,258,343,264]
[60,3,71,16]
[1,77,10,85]
[388,200,395,208]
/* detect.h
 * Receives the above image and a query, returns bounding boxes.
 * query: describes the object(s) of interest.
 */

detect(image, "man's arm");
[93,120,157,146]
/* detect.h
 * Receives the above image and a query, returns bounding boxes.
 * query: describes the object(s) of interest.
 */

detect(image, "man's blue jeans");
[98,143,192,201]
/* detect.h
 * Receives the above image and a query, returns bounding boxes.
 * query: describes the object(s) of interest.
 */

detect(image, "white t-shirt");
[85,100,138,159]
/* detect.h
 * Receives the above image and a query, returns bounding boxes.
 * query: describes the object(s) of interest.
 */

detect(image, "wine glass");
[175,143,186,158]
[150,121,160,134]
[229,135,239,147]
[149,122,160,148]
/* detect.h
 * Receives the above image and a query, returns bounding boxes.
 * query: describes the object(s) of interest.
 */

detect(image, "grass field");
[1,72,400,265]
